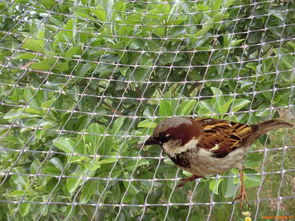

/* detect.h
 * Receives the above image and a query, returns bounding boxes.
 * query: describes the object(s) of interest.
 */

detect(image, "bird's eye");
[158,134,171,143]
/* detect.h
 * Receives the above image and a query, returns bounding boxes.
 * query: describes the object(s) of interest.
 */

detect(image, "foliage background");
[0,0,294,220]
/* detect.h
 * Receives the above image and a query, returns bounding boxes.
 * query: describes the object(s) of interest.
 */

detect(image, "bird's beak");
[137,136,158,148]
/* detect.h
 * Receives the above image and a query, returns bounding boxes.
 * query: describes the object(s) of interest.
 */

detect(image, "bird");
[139,117,293,205]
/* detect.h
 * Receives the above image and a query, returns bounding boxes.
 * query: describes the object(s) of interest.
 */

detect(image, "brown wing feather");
[194,118,255,158]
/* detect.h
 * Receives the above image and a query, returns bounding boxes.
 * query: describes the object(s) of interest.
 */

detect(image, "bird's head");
[139,117,200,155]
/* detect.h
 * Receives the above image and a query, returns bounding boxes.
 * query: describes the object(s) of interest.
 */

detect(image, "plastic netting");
[0,0,294,220]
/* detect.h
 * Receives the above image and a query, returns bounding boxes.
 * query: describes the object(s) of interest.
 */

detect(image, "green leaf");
[53,137,75,153]
[14,52,40,59]
[24,88,42,108]
[85,123,104,153]
[30,58,57,71]
[199,100,214,113]
[3,109,39,120]
[39,0,56,8]
[112,117,125,134]
[244,169,262,187]
[195,20,214,37]
[176,100,197,115]
[49,157,63,172]
[23,38,45,52]
[245,153,263,168]
[220,99,233,114]
[124,159,149,170]
[224,0,236,7]
[67,168,85,193]
[97,157,117,166]
[6,190,26,197]
[221,170,238,198]
[196,5,210,11]
[63,46,82,58]
[30,159,41,174]
[19,203,30,217]
[123,182,140,195]
[159,100,173,116]
[231,99,251,112]
[211,87,225,112]
[91,6,107,22]
[209,178,223,194]
[42,166,61,175]
[79,181,97,203]
[211,0,222,10]
[11,168,28,187]
[137,119,157,128]
[230,39,244,47]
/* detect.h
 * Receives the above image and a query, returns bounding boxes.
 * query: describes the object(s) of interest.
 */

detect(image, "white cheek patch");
[163,138,199,157]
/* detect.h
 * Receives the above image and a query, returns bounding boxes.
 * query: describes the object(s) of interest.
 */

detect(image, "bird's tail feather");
[243,119,293,146]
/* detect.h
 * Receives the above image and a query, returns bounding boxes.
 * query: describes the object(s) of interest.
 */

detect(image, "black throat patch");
[169,151,191,168]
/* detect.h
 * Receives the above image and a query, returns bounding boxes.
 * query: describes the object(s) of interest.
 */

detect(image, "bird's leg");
[177,175,205,187]
[233,170,248,207]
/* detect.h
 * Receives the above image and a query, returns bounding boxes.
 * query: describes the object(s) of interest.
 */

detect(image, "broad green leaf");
[30,58,58,71]
[20,203,30,217]
[220,99,233,114]
[42,166,61,175]
[221,171,238,198]
[67,177,82,194]
[159,100,173,116]
[176,100,197,115]
[91,6,107,22]
[3,109,39,120]
[23,38,45,52]
[85,123,104,147]
[23,107,43,115]
[196,5,210,11]
[49,157,64,172]
[124,159,149,170]
[79,181,97,203]
[11,168,28,187]
[14,52,40,59]
[53,137,75,153]
[41,99,55,109]
[211,0,222,10]
[123,181,140,195]
[209,178,223,194]
[73,7,91,19]
[67,168,85,193]
[137,120,157,128]
[231,99,251,112]
[97,158,117,166]
[39,0,56,8]
[244,169,262,188]
[84,123,114,155]
[30,159,41,174]
[245,153,263,168]
[112,117,125,134]
[195,21,214,37]
[24,88,43,108]
[63,46,82,58]
[211,87,225,112]
[199,100,214,113]
[230,39,244,47]
[6,190,26,197]
[224,0,236,7]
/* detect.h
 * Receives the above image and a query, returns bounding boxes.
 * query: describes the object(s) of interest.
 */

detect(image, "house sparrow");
[139,117,293,205]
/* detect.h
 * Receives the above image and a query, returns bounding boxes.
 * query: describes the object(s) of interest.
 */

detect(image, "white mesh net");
[0,0,294,220]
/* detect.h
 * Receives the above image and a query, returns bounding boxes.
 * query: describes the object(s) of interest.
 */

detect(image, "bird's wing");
[194,118,254,158]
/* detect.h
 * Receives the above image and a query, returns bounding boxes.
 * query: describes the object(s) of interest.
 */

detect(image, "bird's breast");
[167,146,247,176]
